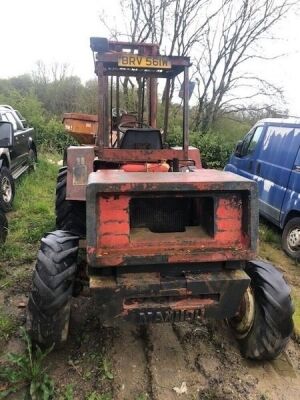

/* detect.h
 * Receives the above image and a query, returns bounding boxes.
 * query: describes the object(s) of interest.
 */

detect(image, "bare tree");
[100,0,296,131]
[32,61,71,84]
[100,0,222,103]
[32,60,49,85]
[193,0,296,133]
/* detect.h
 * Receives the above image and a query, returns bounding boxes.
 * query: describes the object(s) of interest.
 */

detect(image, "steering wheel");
[118,121,150,132]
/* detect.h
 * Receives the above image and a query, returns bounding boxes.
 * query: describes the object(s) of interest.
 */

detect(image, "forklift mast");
[90,37,190,158]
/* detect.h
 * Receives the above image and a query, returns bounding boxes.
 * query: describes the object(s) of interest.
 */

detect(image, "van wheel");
[282,217,300,259]
[230,260,294,360]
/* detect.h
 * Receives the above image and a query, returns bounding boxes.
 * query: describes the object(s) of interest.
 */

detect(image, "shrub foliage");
[0,74,243,167]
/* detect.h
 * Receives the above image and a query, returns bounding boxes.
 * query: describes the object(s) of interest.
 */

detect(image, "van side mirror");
[0,121,14,148]
[234,140,243,157]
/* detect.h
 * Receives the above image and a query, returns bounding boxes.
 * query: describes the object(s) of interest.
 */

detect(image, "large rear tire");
[0,210,8,245]
[230,260,294,360]
[26,230,79,348]
[55,167,86,237]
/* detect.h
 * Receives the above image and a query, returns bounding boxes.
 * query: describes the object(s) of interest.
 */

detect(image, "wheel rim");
[287,227,300,252]
[230,287,255,339]
[1,176,12,203]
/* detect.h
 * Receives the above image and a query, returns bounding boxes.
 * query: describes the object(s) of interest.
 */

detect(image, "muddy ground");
[1,249,300,400]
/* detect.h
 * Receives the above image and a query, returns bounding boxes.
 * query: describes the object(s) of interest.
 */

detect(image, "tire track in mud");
[143,323,205,400]
[173,320,300,400]
[243,341,300,400]
[110,323,150,400]
[173,321,257,400]
[109,320,300,400]
[110,322,205,400]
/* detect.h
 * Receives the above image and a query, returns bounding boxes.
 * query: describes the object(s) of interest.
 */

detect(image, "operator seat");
[119,128,163,150]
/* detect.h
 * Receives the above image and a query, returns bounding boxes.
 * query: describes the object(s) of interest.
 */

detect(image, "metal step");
[12,164,29,180]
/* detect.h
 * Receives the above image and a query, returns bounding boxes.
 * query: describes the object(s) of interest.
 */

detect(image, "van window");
[246,126,264,155]
[241,126,264,156]
[261,126,297,169]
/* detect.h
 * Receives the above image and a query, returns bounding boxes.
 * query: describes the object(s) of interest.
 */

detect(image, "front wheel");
[282,217,300,259]
[0,167,15,212]
[26,230,79,348]
[230,260,294,360]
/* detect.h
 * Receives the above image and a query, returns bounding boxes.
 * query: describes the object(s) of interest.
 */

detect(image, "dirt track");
[109,320,300,400]
[3,291,300,400]
[55,296,300,400]
[1,251,300,400]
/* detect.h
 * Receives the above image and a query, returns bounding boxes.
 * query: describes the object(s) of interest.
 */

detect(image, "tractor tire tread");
[236,260,294,360]
[55,168,86,237]
[27,230,79,347]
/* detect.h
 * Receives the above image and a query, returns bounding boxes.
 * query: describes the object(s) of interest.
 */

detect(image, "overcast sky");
[1,0,300,114]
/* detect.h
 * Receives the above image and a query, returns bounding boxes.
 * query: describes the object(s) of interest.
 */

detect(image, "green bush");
[0,86,236,164]
[191,133,234,169]
[167,130,234,169]
[35,117,76,153]
[0,91,76,154]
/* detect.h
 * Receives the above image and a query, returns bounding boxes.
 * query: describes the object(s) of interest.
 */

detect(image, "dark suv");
[0,105,37,212]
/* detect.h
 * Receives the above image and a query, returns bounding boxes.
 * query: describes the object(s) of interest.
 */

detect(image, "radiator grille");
[130,198,191,233]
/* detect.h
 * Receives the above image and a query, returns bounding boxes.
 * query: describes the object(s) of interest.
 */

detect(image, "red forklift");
[27,38,293,360]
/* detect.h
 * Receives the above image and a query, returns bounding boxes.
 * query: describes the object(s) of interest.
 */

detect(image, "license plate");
[118,55,171,69]
[137,309,205,323]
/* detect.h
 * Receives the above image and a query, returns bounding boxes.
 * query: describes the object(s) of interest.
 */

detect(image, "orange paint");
[121,162,169,172]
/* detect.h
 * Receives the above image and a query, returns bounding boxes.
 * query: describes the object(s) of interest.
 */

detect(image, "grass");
[0,309,16,341]
[198,388,220,400]
[259,221,281,246]
[0,155,60,263]
[99,357,114,381]
[293,295,300,337]
[258,225,300,336]
[0,328,54,399]
[85,393,112,400]
[59,385,74,400]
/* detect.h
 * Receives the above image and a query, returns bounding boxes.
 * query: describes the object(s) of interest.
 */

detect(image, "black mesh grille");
[130,198,191,233]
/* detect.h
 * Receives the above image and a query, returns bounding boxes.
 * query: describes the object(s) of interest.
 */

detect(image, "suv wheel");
[0,167,15,212]
[282,217,300,259]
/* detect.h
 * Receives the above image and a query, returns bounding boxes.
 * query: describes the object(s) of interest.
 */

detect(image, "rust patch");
[122,295,217,312]
[170,297,216,310]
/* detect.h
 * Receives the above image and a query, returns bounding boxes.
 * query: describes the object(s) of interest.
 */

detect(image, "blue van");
[225,118,300,259]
